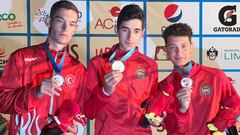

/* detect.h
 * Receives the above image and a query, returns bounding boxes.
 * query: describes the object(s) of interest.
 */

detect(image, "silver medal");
[111,60,125,72]
[181,77,193,88]
[52,74,64,86]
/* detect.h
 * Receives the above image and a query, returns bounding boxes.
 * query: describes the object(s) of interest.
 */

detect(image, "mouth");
[59,33,68,38]
[125,42,134,46]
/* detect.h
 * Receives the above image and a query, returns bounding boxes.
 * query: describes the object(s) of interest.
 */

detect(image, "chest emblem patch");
[65,74,75,87]
[136,68,146,80]
[200,83,212,96]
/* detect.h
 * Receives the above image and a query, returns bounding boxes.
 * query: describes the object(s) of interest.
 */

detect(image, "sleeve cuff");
[29,87,41,104]
[102,87,111,96]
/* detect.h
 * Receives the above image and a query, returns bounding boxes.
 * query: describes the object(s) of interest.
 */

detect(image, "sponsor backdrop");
[0,0,240,134]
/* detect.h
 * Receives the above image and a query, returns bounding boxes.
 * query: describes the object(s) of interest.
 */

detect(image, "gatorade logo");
[218,5,236,26]
[164,4,182,23]
[0,13,16,21]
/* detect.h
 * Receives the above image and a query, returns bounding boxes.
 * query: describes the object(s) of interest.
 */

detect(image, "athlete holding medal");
[0,1,87,135]
[83,4,158,135]
[146,23,240,135]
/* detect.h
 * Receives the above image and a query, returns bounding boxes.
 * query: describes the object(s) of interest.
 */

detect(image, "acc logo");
[65,74,75,87]
[110,6,120,17]
[207,46,218,60]
[164,4,182,23]
[0,13,16,21]
[94,6,120,30]
[200,83,212,96]
[136,68,146,80]
[218,5,236,26]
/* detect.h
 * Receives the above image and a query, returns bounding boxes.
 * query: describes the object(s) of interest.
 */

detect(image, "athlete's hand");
[36,78,62,98]
[176,87,192,113]
[103,70,123,95]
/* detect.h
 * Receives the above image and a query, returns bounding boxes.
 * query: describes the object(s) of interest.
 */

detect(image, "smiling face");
[117,19,144,51]
[166,35,193,69]
[48,8,78,49]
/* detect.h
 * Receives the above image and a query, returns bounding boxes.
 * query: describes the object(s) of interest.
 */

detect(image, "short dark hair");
[50,0,79,18]
[162,23,193,45]
[117,4,144,29]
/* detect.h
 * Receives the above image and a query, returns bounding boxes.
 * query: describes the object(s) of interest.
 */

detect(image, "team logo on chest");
[200,83,212,96]
[136,68,146,80]
[65,74,76,87]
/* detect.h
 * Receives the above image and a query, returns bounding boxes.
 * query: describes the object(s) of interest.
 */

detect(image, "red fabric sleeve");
[0,51,40,114]
[212,70,240,131]
[83,59,111,119]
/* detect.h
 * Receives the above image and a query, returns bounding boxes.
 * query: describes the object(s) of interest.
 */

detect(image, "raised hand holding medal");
[176,61,193,88]
[39,43,66,98]
[175,61,193,113]
[103,47,136,95]
[109,47,136,72]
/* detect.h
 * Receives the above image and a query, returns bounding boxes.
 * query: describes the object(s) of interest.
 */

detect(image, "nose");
[176,47,182,54]
[62,22,68,31]
[127,31,133,41]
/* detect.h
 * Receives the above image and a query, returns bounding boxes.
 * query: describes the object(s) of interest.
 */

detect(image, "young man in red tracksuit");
[146,23,240,135]
[0,1,86,135]
[83,4,158,135]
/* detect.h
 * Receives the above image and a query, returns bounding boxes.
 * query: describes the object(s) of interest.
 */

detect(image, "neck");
[178,61,192,71]
[118,44,134,52]
[47,39,67,51]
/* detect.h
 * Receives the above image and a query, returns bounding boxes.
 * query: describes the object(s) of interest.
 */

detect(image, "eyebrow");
[120,26,142,31]
[54,16,78,23]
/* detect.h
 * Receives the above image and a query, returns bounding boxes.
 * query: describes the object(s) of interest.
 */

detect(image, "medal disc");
[111,60,125,72]
[181,77,193,88]
[53,74,64,86]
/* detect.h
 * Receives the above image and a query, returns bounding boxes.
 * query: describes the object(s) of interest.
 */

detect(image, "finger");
[41,88,54,96]
[50,89,60,96]
[52,78,62,91]
[66,125,78,134]
[104,71,122,80]
[42,85,60,96]
[105,75,122,86]
[105,73,122,84]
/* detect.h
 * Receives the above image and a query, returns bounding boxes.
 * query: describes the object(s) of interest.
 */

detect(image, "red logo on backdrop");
[110,6,120,17]
[94,6,120,30]
[95,47,111,56]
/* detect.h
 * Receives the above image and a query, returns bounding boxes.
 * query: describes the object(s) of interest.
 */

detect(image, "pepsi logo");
[164,4,182,23]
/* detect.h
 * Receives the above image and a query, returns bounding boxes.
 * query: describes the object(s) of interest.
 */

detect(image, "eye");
[134,30,141,34]
[69,22,78,27]
[55,18,64,24]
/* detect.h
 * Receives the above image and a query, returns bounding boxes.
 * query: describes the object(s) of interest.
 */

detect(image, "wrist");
[179,107,188,113]
[35,85,43,99]
[102,87,111,96]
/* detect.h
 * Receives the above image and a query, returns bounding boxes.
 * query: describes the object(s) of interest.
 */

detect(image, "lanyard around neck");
[109,47,136,64]
[175,61,193,77]
[44,42,66,74]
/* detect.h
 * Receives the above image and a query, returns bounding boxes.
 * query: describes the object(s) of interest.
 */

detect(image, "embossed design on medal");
[111,60,125,72]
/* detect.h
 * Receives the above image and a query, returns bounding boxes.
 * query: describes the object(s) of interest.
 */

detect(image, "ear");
[141,28,145,38]
[114,25,118,36]
[163,46,170,60]
[44,16,51,28]
[190,42,194,53]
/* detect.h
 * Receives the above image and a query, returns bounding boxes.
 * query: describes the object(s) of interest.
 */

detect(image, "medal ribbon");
[44,42,66,74]
[109,47,136,64]
[175,61,193,77]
